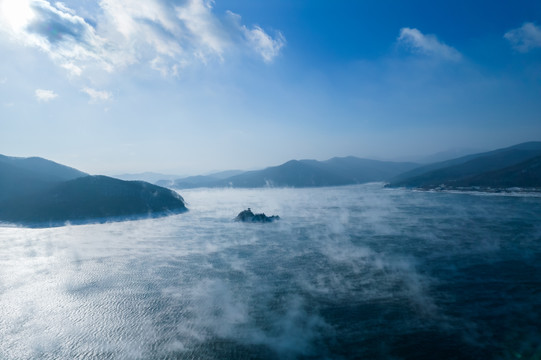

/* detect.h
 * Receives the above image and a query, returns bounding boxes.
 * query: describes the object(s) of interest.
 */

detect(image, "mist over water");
[1,184,540,359]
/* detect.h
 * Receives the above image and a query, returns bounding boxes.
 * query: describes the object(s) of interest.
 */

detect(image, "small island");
[235,208,280,223]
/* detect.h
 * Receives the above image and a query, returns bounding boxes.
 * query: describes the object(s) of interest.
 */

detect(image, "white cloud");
[0,0,36,32]
[175,0,229,61]
[35,88,58,102]
[82,87,112,103]
[98,0,183,64]
[242,25,285,63]
[504,22,541,53]
[53,2,75,15]
[226,10,285,63]
[61,62,83,76]
[397,27,462,61]
[0,0,116,74]
[0,0,285,77]
[150,56,182,77]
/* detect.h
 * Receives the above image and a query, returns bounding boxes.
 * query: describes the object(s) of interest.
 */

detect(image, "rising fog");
[1,184,540,358]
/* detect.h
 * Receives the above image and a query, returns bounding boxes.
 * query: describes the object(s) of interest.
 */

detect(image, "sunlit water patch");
[1,184,540,359]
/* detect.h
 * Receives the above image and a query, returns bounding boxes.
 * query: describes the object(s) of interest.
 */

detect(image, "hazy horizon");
[0,144,501,178]
[1,1,540,175]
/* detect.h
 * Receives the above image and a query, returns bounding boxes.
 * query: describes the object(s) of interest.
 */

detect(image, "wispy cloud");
[61,62,83,76]
[176,0,229,61]
[35,88,58,102]
[53,1,75,15]
[227,11,285,63]
[397,27,462,61]
[504,22,541,53]
[0,0,110,73]
[82,87,112,103]
[242,25,285,63]
[0,0,285,77]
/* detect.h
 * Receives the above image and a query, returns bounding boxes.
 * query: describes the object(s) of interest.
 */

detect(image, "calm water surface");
[1,184,540,359]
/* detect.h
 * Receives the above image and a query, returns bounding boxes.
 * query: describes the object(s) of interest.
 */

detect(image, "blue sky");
[1,0,540,175]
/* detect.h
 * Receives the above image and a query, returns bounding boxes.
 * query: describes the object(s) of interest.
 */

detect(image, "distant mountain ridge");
[155,170,245,188]
[387,141,541,190]
[161,156,419,189]
[3,141,539,228]
[0,155,187,227]
[114,172,184,184]
[161,142,541,191]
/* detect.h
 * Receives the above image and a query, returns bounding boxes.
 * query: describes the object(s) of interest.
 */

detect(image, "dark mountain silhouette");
[0,155,187,227]
[387,142,541,189]
[164,156,419,189]
[221,160,349,188]
[448,155,541,188]
[0,155,87,201]
[0,176,187,226]
[0,154,87,180]
[414,148,485,164]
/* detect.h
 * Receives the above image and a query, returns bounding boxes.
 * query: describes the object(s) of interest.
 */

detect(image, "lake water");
[1,184,540,359]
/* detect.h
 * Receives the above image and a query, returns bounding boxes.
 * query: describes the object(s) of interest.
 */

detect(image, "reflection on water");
[0,184,540,359]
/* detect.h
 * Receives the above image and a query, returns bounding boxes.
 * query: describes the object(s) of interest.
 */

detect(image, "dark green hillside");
[0,175,187,226]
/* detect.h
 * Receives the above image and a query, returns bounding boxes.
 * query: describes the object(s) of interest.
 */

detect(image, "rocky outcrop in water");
[235,208,280,223]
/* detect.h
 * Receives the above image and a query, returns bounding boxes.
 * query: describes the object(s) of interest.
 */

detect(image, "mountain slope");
[0,155,87,201]
[0,154,187,227]
[204,170,245,180]
[156,170,246,188]
[0,155,88,181]
[0,175,187,226]
[449,155,541,188]
[312,157,418,183]
[114,172,183,184]
[222,160,350,188]
[166,157,419,189]
[159,174,236,189]
[389,141,541,185]
[387,142,541,189]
